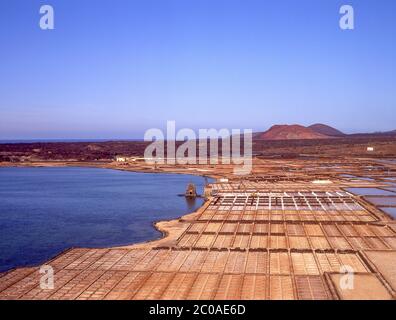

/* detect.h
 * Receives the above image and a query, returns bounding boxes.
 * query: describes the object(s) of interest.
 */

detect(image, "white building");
[115,156,141,163]
[115,156,127,162]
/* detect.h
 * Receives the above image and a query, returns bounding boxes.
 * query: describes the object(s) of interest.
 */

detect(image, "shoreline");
[0,161,220,179]
[1,158,396,300]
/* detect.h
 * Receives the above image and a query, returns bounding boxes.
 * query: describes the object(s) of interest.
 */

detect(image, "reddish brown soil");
[1,135,396,163]
[258,125,330,140]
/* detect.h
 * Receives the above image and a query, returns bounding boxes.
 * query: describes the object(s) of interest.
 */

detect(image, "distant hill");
[308,123,345,137]
[349,129,396,138]
[258,124,330,140]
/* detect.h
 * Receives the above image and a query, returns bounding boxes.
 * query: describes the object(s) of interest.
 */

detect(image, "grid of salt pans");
[208,192,362,211]
[0,248,372,300]
[177,222,396,251]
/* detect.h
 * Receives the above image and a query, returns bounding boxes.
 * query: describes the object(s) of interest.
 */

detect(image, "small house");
[115,156,127,162]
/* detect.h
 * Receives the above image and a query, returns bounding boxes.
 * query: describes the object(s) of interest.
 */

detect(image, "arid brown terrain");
[1,134,396,164]
[0,137,396,300]
[258,124,329,140]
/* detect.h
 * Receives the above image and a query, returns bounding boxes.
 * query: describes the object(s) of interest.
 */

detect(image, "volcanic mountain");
[257,124,330,140]
[308,123,345,137]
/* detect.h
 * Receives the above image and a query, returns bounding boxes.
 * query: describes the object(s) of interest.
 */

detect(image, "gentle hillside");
[308,123,345,137]
[258,124,330,140]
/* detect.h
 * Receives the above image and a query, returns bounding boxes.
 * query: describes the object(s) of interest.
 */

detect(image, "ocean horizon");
[0,139,144,144]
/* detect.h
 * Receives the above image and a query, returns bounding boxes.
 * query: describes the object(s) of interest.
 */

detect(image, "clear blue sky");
[0,0,395,139]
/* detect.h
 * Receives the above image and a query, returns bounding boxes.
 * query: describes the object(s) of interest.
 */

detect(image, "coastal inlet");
[0,167,211,272]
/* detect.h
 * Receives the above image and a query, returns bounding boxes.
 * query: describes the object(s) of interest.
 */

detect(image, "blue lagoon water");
[0,167,208,272]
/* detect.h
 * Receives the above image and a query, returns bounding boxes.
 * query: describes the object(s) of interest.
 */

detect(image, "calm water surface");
[0,167,209,272]
[346,188,396,196]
